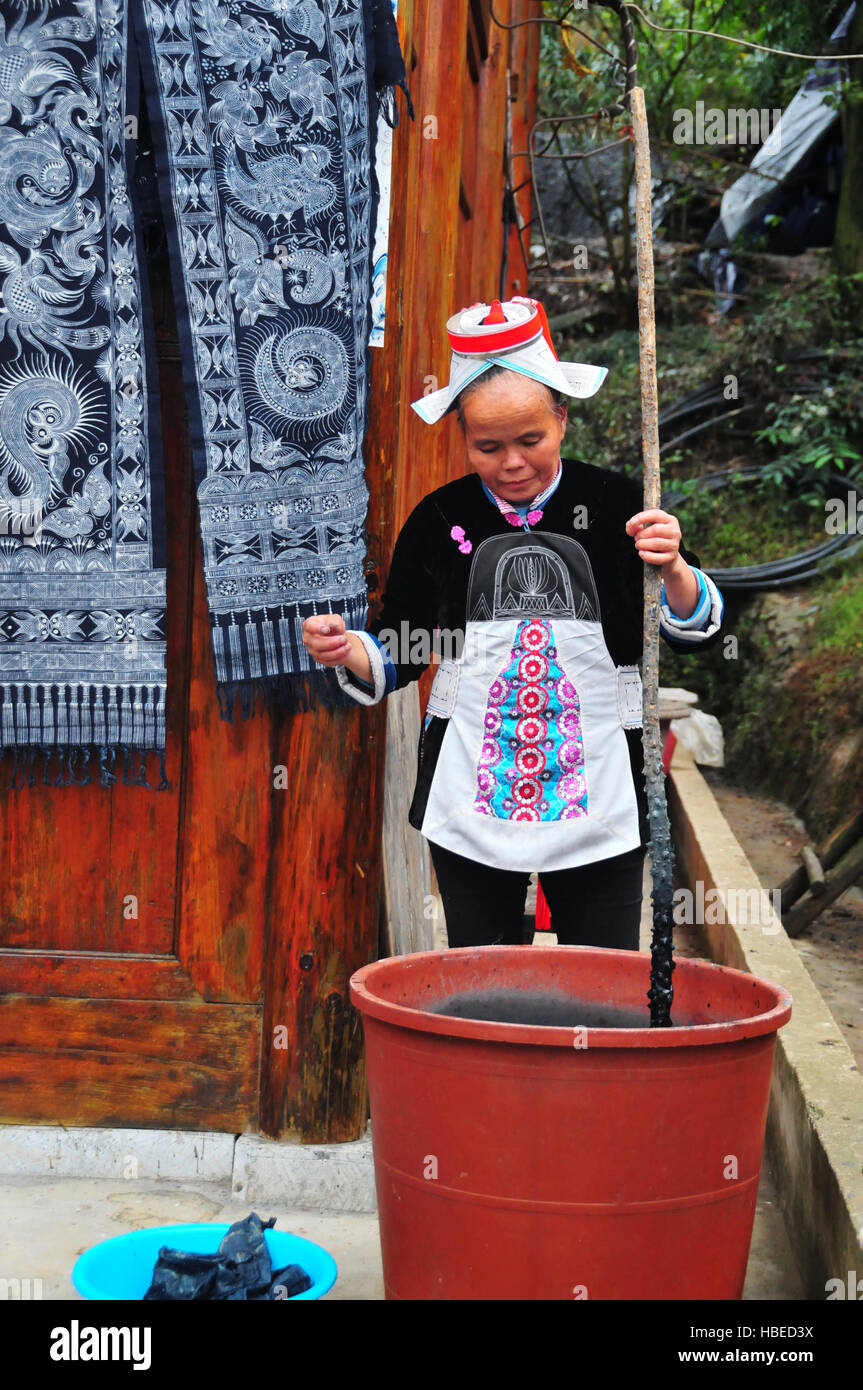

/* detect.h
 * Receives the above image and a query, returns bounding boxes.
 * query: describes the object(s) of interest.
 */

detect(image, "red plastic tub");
[349,945,792,1301]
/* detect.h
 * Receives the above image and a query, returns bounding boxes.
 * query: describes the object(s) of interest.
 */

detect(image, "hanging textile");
[0,0,409,789]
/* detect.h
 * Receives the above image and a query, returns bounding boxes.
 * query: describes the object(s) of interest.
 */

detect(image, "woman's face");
[460,372,567,502]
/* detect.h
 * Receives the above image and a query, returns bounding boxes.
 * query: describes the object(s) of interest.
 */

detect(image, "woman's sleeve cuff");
[660,568,725,644]
[335,631,393,705]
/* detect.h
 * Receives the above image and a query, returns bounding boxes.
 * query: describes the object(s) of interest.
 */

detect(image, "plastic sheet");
[670,709,725,767]
[143,1213,312,1301]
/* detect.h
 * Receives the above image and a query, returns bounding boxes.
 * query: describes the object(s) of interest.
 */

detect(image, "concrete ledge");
[668,744,863,1298]
[0,1127,376,1213]
[0,1126,235,1183]
[232,1134,376,1213]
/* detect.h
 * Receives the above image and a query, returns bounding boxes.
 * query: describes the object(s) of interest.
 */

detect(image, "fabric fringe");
[0,681,167,745]
[0,682,170,792]
[377,79,414,128]
[216,667,357,724]
[2,744,170,794]
[368,0,414,126]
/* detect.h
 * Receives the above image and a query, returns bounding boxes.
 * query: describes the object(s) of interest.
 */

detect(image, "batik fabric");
[0,0,408,788]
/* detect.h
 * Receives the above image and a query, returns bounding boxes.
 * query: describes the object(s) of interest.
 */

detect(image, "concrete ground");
[0,1152,804,1301]
[1,1176,384,1301]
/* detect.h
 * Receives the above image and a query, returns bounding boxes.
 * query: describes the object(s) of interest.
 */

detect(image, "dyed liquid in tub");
[427,989,656,1029]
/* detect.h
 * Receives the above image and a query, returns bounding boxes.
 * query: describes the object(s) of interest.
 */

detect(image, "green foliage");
[663,473,827,567]
[559,319,737,480]
[559,265,863,554]
[753,396,862,504]
[538,1,850,132]
[740,268,863,356]
[561,328,641,472]
[811,566,863,657]
[732,2,850,111]
[740,270,863,503]
[536,2,854,320]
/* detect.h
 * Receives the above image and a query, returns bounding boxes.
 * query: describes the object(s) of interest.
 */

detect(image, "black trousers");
[428,840,647,951]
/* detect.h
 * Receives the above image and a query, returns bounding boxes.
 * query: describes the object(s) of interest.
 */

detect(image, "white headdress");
[410,296,607,425]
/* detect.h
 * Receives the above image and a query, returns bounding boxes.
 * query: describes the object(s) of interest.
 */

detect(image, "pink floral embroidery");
[450,524,472,554]
[474,618,588,822]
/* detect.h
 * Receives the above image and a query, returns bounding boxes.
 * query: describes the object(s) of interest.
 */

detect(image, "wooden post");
[630,85,675,1026]
[381,687,437,956]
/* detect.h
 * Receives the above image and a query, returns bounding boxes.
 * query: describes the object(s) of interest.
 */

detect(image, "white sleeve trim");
[334,630,387,705]
[660,569,724,644]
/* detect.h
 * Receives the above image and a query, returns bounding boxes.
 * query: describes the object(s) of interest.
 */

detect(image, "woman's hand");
[625,509,699,618]
[302,614,352,666]
[302,615,373,683]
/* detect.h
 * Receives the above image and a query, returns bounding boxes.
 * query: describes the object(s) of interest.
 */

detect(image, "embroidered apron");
[419,530,642,872]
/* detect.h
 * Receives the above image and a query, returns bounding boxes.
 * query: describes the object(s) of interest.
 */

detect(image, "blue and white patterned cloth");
[0,0,408,788]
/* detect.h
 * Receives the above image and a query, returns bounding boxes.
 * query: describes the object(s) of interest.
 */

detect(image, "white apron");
[419,530,642,872]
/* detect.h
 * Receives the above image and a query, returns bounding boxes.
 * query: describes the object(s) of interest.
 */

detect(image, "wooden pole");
[785,837,863,938]
[800,845,826,896]
[630,85,675,1027]
[779,805,863,913]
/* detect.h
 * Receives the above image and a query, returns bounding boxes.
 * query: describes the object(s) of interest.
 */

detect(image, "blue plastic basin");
[72,1223,337,1301]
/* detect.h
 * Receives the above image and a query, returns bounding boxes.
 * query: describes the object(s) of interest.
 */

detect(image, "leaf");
[559,26,594,80]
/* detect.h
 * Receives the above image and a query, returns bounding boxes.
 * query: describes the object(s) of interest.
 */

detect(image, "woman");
[303,297,725,951]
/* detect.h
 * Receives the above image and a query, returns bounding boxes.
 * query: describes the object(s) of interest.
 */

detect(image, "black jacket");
[363,457,723,847]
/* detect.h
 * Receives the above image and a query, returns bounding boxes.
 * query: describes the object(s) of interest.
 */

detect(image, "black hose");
[659,404,757,456]
[661,465,863,589]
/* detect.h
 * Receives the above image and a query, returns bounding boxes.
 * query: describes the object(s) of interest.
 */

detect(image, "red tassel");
[535,881,552,932]
[534,300,559,359]
[481,298,508,325]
